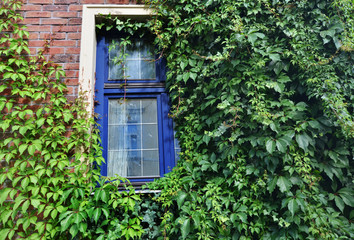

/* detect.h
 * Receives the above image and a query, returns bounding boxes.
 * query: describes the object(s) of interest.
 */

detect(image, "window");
[95,32,177,183]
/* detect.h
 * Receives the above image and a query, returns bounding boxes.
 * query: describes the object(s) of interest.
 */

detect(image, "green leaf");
[19,144,28,155]
[288,198,298,216]
[238,212,248,223]
[21,177,30,189]
[266,139,276,154]
[22,200,30,213]
[190,72,197,81]
[183,72,190,83]
[269,54,281,62]
[181,218,191,239]
[247,33,258,45]
[268,176,278,193]
[180,60,188,71]
[177,191,188,209]
[276,138,287,153]
[0,188,11,205]
[277,176,292,193]
[61,215,73,232]
[0,228,10,240]
[28,144,36,155]
[31,199,41,208]
[295,133,311,152]
[334,196,344,212]
[93,208,101,223]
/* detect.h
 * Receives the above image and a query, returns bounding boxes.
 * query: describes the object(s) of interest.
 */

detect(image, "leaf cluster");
[143,0,354,239]
[0,1,143,239]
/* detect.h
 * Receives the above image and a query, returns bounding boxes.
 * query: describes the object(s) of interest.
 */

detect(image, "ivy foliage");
[141,0,353,239]
[0,1,143,239]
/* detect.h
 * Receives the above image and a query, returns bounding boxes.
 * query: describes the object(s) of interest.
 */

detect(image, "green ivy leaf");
[28,144,36,156]
[266,139,276,154]
[268,176,278,193]
[181,218,191,239]
[0,228,10,240]
[19,144,28,155]
[296,133,311,152]
[93,208,101,223]
[277,176,292,193]
[334,196,345,212]
[288,198,298,216]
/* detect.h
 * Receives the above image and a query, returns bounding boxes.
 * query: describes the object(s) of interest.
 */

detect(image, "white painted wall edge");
[78,5,153,114]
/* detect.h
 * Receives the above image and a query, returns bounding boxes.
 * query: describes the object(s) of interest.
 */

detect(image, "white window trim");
[79,5,153,114]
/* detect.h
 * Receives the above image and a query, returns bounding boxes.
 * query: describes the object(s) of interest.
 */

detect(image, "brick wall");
[21,0,139,101]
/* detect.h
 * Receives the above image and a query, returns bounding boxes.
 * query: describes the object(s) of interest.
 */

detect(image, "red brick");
[64,78,79,85]
[81,0,104,3]
[67,33,81,39]
[26,11,51,18]
[28,0,53,4]
[47,48,65,54]
[63,63,80,70]
[66,86,74,95]
[106,0,130,3]
[52,26,81,32]
[29,40,48,47]
[43,5,68,11]
[52,12,78,18]
[54,0,78,3]
[65,70,79,78]
[29,47,37,55]
[28,33,39,40]
[21,18,40,25]
[40,32,66,40]
[21,5,42,11]
[65,47,80,54]
[50,54,79,63]
[69,5,83,11]
[41,19,68,25]
[27,25,52,32]
[68,18,82,25]
[52,40,76,47]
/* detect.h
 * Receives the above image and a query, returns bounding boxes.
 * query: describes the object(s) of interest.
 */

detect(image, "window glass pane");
[109,99,125,124]
[141,60,155,79]
[127,151,141,177]
[125,60,140,79]
[142,125,158,149]
[142,99,157,123]
[125,40,140,59]
[108,60,123,80]
[108,126,124,150]
[108,38,155,80]
[107,99,159,177]
[142,150,159,176]
[107,151,128,177]
[126,100,140,123]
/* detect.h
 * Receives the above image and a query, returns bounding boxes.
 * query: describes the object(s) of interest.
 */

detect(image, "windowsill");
[119,181,161,194]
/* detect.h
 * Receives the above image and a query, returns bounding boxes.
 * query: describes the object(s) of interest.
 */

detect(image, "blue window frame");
[95,33,176,183]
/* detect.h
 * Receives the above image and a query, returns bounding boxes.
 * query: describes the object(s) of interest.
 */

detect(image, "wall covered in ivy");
[0,0,353,239]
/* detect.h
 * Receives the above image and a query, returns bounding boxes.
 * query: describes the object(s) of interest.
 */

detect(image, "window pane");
[126,99,140,123]
[141,60,155,79]
[109,99,124,124]
[125,60,140,79]
[142,150,159,176]
[108,126,124,150]
[108,38,155,80]
[142,99,157,123]
[142,125,158,149]
[127,151,141,177]
[107,99,159,177]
